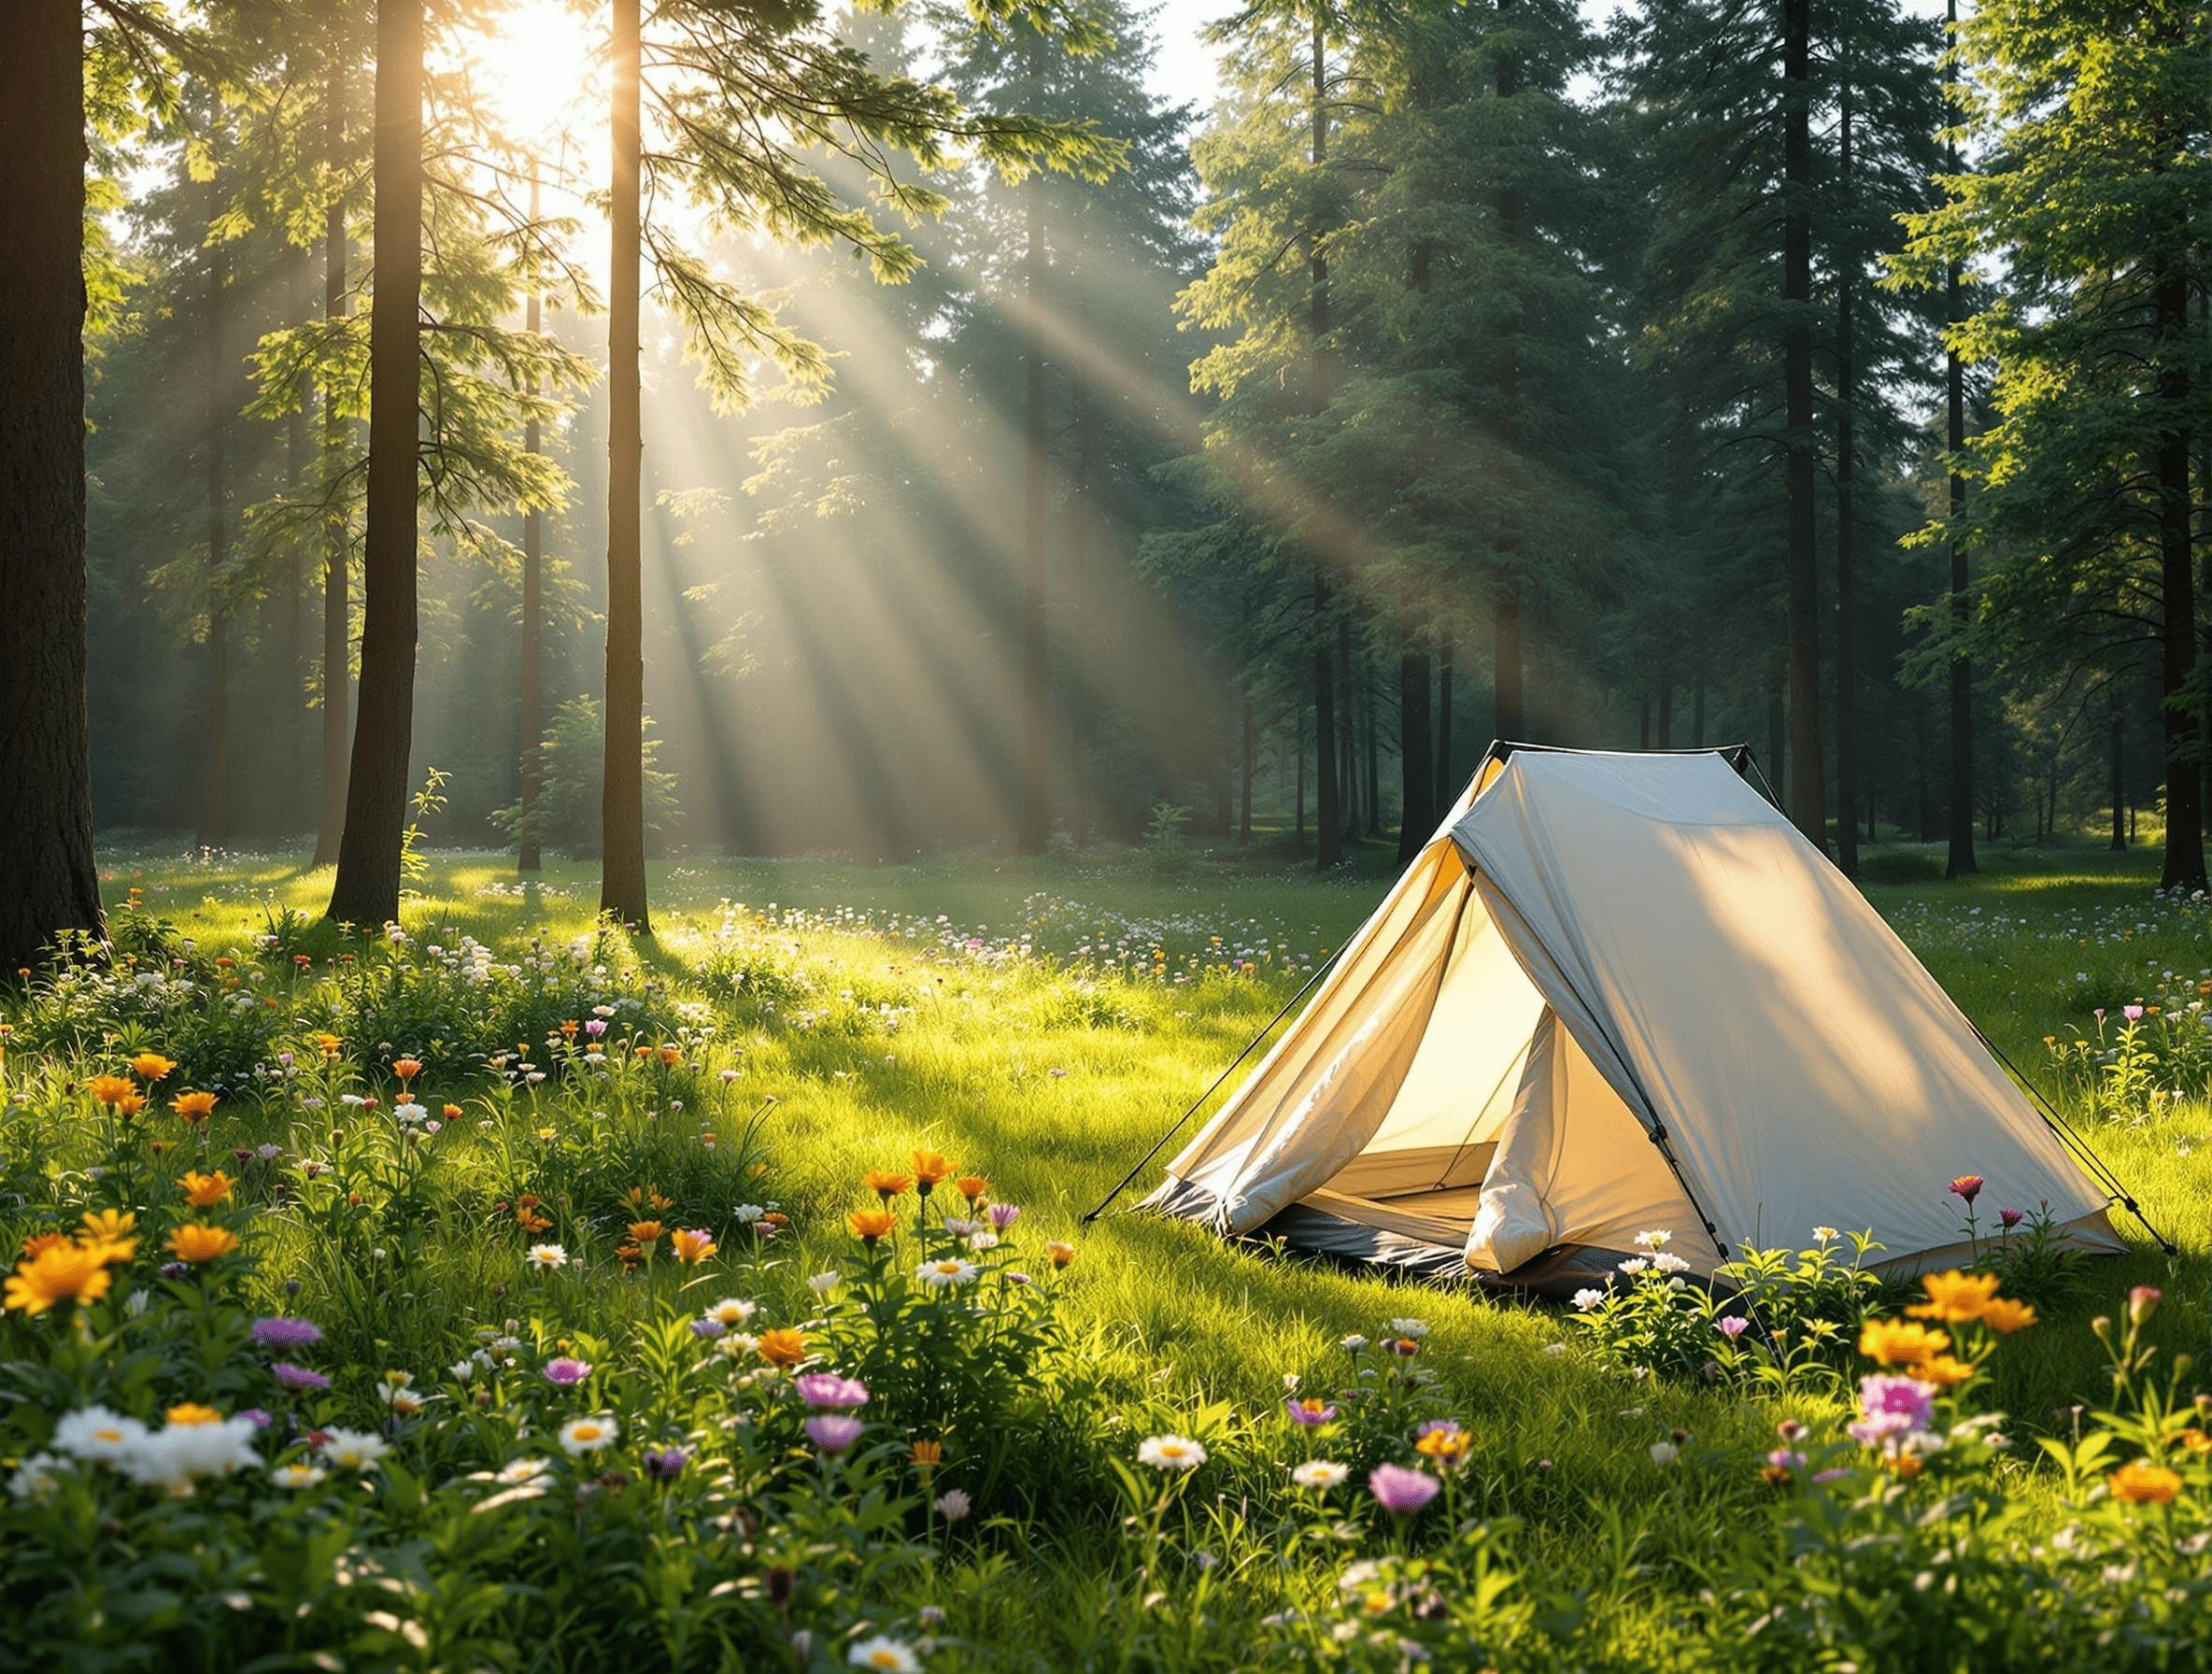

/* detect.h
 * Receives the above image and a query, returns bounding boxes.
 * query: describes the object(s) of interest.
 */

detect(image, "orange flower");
[1906,1270,2002,1325]
[670,1228,717,1265]
[911,1151,955,1193]
[2109,1461,2182,1504]
[628,1220,666,1245]
[560,1019,581,1038]
[20,1231,69,1260]
[2177,1430,2212,1458]
[114,1092,146,1116]
[1045,1241,1076,1270]
[179,1170,234,1208]
[911,1439,943,1470]
[862,1170,913,1201]
[1858,1319,1951,1366]
[756,1327,806,1367]
[171,1090,219,1124]
[1414,1427,1471,1464]
[166,1224,239,1264]
[87,1074,137,1107]
[657,1045,682,1068]
[849,1207,896,1243]
[391,1057,422,1081]
[165,1402,224,1426]
[516,1207,552,1234]
[442,1104,462,1120]
[955,1175,990,1205]
[1977,1297,2039,1335]
[5,1242,114,1314]
[1911,1355,1976,1389]
[78,1209,136,1245]
[130,1052,177,1082]
[314,1032,342,1059]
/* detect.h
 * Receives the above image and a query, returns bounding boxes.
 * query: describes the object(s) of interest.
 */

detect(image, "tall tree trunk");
[518,171,544,873]
[1942,0,1978,878]
[1363,652,1380,837]
[1834,70,1860,880]
[1492,0,1524,744]
[1017,141,1048,855]
[285,238,310,832]
[1239,691,1254,844]
[1067,281,1094,844]
[2110,690,2125,850]
[1313,581,1340,868]
[315,64,351,868]
[1639,697,1651,752]
[1309,15,1340,872]
[1691,664,1707,747]
[1397,645,1433,862]
[328,0,424,928]
[1782,0,1825,851]
[1434,631,1454,800]
[1338,613,1356,839]
[1655,646,1674,748]
[0,0,103,968]
[1767,670,1786,805]
[600,0,650,929]
[2154,257,2205,889]
[1494,582,1523,739]
[197,248,231,847]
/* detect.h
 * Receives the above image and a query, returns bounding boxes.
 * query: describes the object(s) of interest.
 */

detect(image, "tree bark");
[1308,16,1340,872]
[518,172,544,873]
[1782,0,1825,851]
[1397,645,1432,862]
[1239,691,1254,844]
[197,248,231,847]
[2110,689,2126,850]
[1834,70,1860,879]
[1493,0,1524,745]
[315,64,351,868]
[2154,256,2205,889]
[600,0,650,929]
[327,0,423,928]
[1434,631,1454,801]
[1017,131,1049,855]
[284,237,310,831]
[1942,0,1977,878]
[0,0,103,968]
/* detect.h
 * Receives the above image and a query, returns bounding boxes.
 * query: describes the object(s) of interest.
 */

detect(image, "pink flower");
[793,1373,871,1412]
[2123,1004,2145,1022]
[1858,1373,1937,1430]
[543,1357,593,1387]
[1948,1174,1984,1204]
[805,1415,866,1455]
[1716,1316,1751,1338]
[1368,1463,1440,1515]
[987,1202,1021,1229]
[2129,1286,2162,1326]
[1997,1208,2024,1230]
[1766,1448,1806,1470]
[1285,1397,1339,1427]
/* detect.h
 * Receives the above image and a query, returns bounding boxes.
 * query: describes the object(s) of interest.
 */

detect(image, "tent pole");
[1079,946,1344,1227]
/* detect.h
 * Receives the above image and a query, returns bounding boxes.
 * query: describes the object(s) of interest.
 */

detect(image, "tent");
[1139,745,2143,1290]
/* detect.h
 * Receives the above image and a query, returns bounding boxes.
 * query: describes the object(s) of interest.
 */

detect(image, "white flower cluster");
[28,1405,262,1497]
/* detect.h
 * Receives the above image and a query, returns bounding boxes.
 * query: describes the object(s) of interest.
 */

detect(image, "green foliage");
[492,697,680,860]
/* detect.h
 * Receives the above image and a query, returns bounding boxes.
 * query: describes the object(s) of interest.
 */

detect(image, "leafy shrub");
[491,695,680,859]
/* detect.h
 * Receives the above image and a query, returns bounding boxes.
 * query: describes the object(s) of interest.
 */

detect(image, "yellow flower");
[657,1045,682,1068]
[87,1074,137,1106]
[114,1091,146,1116]
[1857,1318,1951,1366]
[391,1057,422,1081]
[78,1208,137,1245]
[1977,1297,2039,1335]
[2177,1430,2212,1458]
[5,1242,114,1314]
[20,1231,70,1260]
[170,1089,219,1125]
[314,1032,342,1059]
[955,1175,990,1205]
[862,1170,913,1201]
[166,1224,240,1264]
[627,1220,665,1245]
[164,1402,224,1427]
[1415,1428,1472,1464]
[911,1151,955,1192]
[179,1170,234,1208]
[848,1207,896,1243]
[1906,1270,2002,1325]
[756,1327,806,1367]
[2109,1461,2182,1504]
[1045,1241,1076,1270]
[911,1439,943,1470]
[1911,1355,1977,1390]
[670,1228,717,1265]
[130,1052,177,1082]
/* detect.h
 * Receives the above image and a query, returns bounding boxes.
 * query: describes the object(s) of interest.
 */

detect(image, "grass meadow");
[4,830,2209,1669]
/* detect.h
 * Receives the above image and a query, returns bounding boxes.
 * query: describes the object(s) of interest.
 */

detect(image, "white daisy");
[1291,1459,1350,1490]
[559,1416,618,1456]
[319,1427,391,1470]
[703,1298,758,1326]
[1137,1434,1207,1472]
[915,1257,978,1288]
[52,1406,149,1466]
[527,1244,568,1270]
[270,1462,326,1489]
[846,1636,921,1672]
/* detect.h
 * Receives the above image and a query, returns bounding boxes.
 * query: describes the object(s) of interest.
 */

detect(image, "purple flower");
[1716,1316,1751,1338]
[804,1415,866,1455]
[543,1357,593,1387]
[253,1317,324,1348]
[1285,1397,1339,1427]
[1765,1448,1805,1470]
[1414,1418,1461,1440]
[272,1363,332,1391]
[1811,1467,1853,1483]
[793,1373,870,1412]
[1005,1271,1032,1286]
[689,1318,726,1339]
[584,1017,608,1036]
[1998,1208,2024,1230]
[1858,1373,1936,1431]
[641,1446,691,1481]
[242,1408,274,1429]
[1368,1463,1440,1515]
[987,1202,1022,1230]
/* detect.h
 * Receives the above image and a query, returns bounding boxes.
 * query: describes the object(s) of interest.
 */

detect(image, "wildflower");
[1137,1434,1207,1471]
[166,1224,239,1264]
[130,1052,177,1082]
[526,1244,568,1270]
[171,1090,219,1124]
[1912,1355,1976,1389]
[19,1231,68,1260]
[794,1373,870,1411]
[628,1220,665,1247]
[272,1363,332,1391]
[53,1406,149,1464]
[985,1202,1022,1233]
[391,1057,422,1082]
[313,1033,342,1059]
[1285,1397,1338,1427]
[1716,1316,1751,1339]
[670,1228,716,1265]
[1811,1227,1837,1244]
[756,1327,806,1367]
[956,1174,990,1204]
[642,1447,690,1481]
[179,1170,234,1208]
[2122,1005,2145,1023]
[808,1270,841,1295]
[1293,1459,1350,1490]
[1044,1241,1076,1270]
[1652,1252,1692,1274]
[1388,1317,1431,1339]
[1571,1287,1607,1311]
[863,1170,913,1201]
[88,1074,137,1106]
[916,1256,979,1287]
[1416,1426,1471,1465]
[1859,1319,1951,1366]
[1633,1230,1671,1250]
[1948,1174,1984,1205]
[911,1439,943,1472]
[543,1357,593,1387]
[1340,1334,1369,1352]
[8,1454,64,1501]
[271,1462,326,1489]
[251,1315,323,1349]
[847,1636,922,1672]
[1650,1441,1679,1466]
[558,1416,618,1456]
[1978,1297,2038,1334]
[1368,1463,1439,1515]
[119,1411,261,1491]
[6,1241,115,1315]
[1997,1208,2024,1230]
[911,1151,955,1194]
[1907,1270,2002,1324]
[320,1427,390,1469]
[849,1207,897,1243]
[2109,1461,2181,1505]
[934,1488,972,1521]
[2129,1285,2162,1326]
[79,1208,136,1246]
[805,1414,866,1454]
[1617,1257,1650,1276]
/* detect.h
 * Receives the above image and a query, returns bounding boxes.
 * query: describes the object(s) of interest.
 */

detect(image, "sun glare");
[471,0,605,147]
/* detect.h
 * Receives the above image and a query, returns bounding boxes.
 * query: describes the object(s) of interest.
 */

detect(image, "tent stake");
[1079,946,1344,1228]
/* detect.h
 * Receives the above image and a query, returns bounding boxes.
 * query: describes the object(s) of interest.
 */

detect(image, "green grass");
[27,828,2212,1660]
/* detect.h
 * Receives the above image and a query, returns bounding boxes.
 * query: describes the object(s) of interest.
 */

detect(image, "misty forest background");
[30,0,2212,924]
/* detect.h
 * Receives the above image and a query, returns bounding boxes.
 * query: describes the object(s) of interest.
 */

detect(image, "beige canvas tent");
[1140,745,2142,1290]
